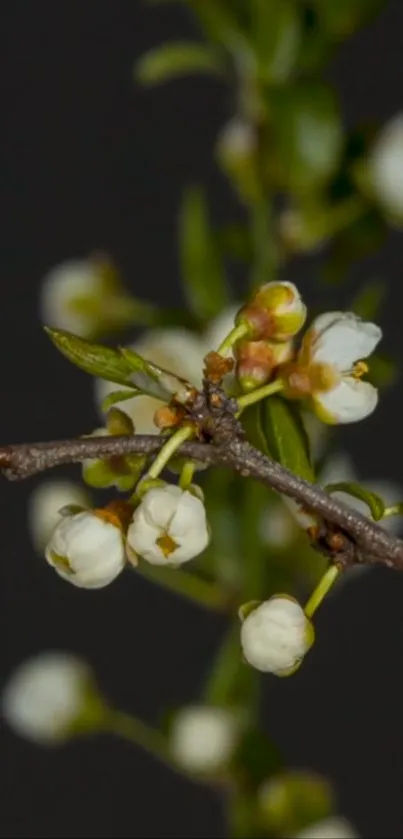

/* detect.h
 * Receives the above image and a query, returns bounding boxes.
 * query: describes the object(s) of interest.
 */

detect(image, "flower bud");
[236,339,293,392]
[258,771,334,837]
[236,282,306,342]
[127,484,210,566]
[170,705,240,774]
[45,508,127,588]
[1,653,96,744]
[240,595,314,675]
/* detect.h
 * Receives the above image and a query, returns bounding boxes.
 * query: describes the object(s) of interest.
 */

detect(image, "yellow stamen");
[352,360,369,379]
[50,551,74,574]
[156,532,178,557]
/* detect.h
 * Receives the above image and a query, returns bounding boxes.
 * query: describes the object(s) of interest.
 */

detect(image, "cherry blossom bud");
[28,480,90,552]
[293,816,359,839]
[127,485,209,566]
[240,596,314,675]
[2,653,95,744]
[369,112,403,220]
[236,339,293,392]
[236,282,306,342]
[170,705,240,774]
[45,508,127,588]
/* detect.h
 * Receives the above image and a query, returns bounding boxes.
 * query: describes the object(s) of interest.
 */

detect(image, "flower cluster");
[44,483,210,589]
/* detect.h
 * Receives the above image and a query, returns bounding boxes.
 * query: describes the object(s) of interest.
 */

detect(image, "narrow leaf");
[260,396,315,482]
[325,481,385,521]
[101,389,141,413]
[179,186,228,322]
[45,328,136,387]
[135,42,223,85]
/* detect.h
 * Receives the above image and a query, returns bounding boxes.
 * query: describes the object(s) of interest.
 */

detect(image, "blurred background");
[1,1,403,836]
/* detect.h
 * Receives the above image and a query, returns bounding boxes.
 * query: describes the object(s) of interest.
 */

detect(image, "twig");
[1,433,403,570]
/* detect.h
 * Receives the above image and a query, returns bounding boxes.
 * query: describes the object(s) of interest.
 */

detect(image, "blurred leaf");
[367,353,398,390]
[179,186,229,322]
[189,0,252,56]
[322,209,387,285]
[296,5,336,74]
[218,224,252,263]
[251,0,302,84]
[350,281,385,321]
[258,771,334,836]
[204,623,259,710]
[260,396,315,482]
[135,42,224,85]
[270,81,343,194]
[234,728,283,787]
[312,0,385,38]
[324,481,385,520]
[101,389,142,413]
[241,402,272,458]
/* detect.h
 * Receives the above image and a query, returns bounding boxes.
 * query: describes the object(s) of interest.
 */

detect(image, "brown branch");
[1,432,403,570]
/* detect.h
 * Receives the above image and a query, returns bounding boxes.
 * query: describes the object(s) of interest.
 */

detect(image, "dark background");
[1,1,403,836]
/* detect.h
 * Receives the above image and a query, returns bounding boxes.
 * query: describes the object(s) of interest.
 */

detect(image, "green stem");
[105,709,173,768]
[147,426,195,479]
[204,622,258,713]
[137,562,227,612]
[304,564,340,619]
[237,378,284,411]
[217,323,249,356]
[179,459,196,490]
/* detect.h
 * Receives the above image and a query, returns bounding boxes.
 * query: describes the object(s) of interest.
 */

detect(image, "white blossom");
[293,816,359,839]
[127,485,209,566]
[45,509,126,588]
[170,705,240,773]
[95,328,205,434]
[2,652,90,744]
[369,112,403,219]
[40,258,114,337]
[240,596,314,675]
[302,311,382,424]
[28,480,90,552]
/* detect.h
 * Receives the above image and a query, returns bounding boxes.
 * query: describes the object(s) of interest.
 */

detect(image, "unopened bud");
[236,282,306,342]
[236,339,293,392]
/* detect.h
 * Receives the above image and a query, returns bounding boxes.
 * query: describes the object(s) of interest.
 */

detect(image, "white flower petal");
[40,260,104,336]
[314,377,378,424]
[2,653,89,744]
[140,485,183,529]
[127,507,166,564]
[311,312,382,371]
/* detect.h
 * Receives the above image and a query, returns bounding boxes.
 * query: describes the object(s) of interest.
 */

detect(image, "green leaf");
[260,396,315,482]
[101,389,141,413]
[312,0,385,38]
[46,327,195,402]
[251,0,302,84]
[179,186,228,322]
[324,481,385,521]
[270,81,343,194]
[45,327,137,387]
[135,42,223,85]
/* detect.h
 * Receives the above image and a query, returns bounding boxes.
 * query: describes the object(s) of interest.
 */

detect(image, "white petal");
[46,513,125,588]
[40,260,102,336]
[311,312,382,371]
[370,112,403,218]
[126,506,166,564]
[140,485,183,529]
[314,378,378,424]
[2,653,89,744]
